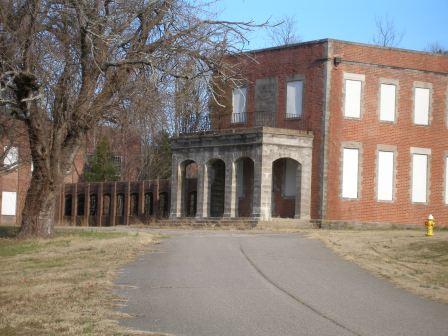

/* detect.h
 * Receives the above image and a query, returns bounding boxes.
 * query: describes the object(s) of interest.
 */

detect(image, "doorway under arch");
[235,157,254,217]
[271,158,301,218]
[208,159,226,217]
[180,160,198,217]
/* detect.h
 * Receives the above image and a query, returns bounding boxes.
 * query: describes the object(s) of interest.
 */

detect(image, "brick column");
[110,182,117,226]
[59,184,65,225]
[84,184,90,226]
[252,156,272,220]
[72,184,77,226]
[195,163,209,218]
[138,181,145,216]
[97,183,103,226]
[223,159,236,218]
[124,181,130,225]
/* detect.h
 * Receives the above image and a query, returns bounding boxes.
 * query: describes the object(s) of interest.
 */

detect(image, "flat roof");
[243,38,448,58]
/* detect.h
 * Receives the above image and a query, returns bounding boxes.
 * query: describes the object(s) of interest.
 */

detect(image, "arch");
[179,160,198,217]
[89,194,97,216]
[130,193,139,216]
[103,194,111,216]
[116,193,125,217]
[235,157,254,217]
[271,158,301,218]
[159,192,169,218]
[144,192,153,216]
[77,194,85,216]
[64,194,72,216]
[207,158,226,217]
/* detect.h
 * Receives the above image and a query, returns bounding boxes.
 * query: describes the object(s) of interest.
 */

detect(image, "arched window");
[64,194,72,216]
[89,194,97,216]
[144,192,153,216]
[116,193,124,217]
[103,194,111,216]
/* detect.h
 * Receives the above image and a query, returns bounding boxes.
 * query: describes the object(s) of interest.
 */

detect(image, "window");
[232,87,247,123]
[286,80,303,118]
[344,80,362,118]
[3,146,18,167]
[380,84,396,122]
[342,148,359,198]
[411,153,428,203]
[414,87,430,125]
[1,191,17,216]
[377,151,394,201]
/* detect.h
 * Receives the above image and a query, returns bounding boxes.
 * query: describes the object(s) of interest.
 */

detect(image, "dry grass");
[0,226,166,336]
[307,229,448,304]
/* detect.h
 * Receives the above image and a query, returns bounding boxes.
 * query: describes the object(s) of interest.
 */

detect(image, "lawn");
[0,226,163,336]
[308,229,448,304]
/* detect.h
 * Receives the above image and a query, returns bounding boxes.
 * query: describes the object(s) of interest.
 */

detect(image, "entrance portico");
[170,127,313,221]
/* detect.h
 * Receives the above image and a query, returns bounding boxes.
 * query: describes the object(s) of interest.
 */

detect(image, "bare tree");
[268,15,301,47]
[372,15,404,47]
[0,108,30,175]
[0,0,264,237]
[426,42,448,55]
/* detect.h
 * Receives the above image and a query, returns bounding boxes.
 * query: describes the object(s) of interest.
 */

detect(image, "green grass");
[0,227,128,257]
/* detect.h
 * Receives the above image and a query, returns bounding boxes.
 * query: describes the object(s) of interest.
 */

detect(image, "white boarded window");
[445,157,448,205]
[377,151,394,201]
[232,87,247,123]
[286,80,303,118]
[1,191,17,216]
[344,80,362,118]
[412,154,428,203]
[342,148,359,198]
[380,84,396,122]
[3,146,18,166]
[414,87,430,125]
[283,160,298,197]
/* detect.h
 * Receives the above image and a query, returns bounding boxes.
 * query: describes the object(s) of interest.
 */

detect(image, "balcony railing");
[285,113,301,119]
[231,112,247,124]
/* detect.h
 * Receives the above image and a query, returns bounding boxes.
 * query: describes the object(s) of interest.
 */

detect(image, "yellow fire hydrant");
[425,214,435,237]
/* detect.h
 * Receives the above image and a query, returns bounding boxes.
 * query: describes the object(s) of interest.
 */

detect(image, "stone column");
[196,163,209,218]
[252,155,272,220]
[154,179,160,218]
[169,158,181,218]
[223,159,236,218]
[296,154,312,220]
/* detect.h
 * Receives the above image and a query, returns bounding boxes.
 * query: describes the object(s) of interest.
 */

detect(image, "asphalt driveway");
[115,230,448,336]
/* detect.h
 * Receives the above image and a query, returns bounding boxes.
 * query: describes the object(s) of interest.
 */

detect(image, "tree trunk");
[19,173,58,238]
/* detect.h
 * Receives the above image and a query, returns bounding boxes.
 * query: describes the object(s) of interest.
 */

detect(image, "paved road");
[115,230,448,336]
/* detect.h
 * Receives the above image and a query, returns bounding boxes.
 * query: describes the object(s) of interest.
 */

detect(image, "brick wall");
[214,41,327,219]
[325,40,448,226]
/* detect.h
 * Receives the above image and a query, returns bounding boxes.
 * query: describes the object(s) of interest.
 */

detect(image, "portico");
[170,127,313,221]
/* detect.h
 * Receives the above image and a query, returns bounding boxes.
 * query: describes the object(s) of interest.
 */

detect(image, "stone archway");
[235,157,254,217]
[208,159,226,217]
[179,160,198,217]
[271,158,301,218]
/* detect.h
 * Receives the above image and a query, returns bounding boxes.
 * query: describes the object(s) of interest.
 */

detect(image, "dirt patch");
[0,226,167,335]
[307,229,448,304]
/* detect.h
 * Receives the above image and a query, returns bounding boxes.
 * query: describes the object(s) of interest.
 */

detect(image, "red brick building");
[170,39,448,227]
[0,124,142,225]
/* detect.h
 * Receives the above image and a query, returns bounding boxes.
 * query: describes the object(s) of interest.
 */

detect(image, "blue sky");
[216,0,448,52]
